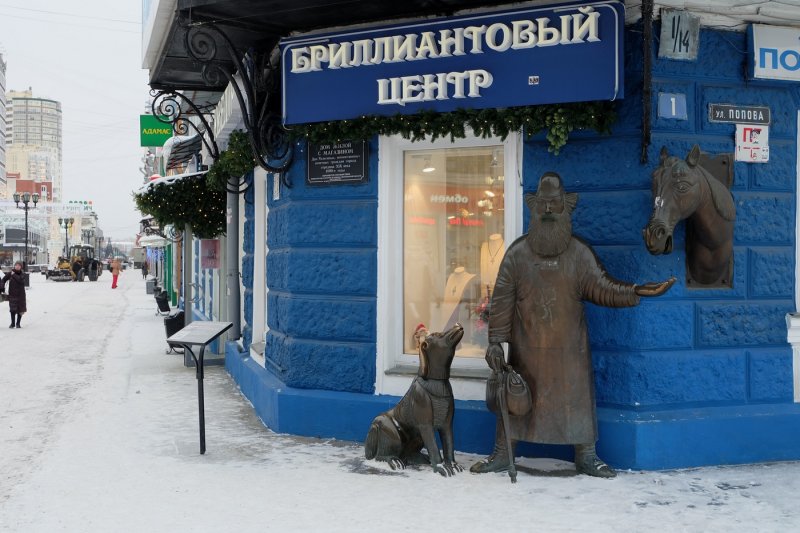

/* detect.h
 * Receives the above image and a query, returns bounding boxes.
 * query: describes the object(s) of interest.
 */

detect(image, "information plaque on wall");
[307,141,368,186]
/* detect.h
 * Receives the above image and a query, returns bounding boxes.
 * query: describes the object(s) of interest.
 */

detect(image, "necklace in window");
[488,239,503,264]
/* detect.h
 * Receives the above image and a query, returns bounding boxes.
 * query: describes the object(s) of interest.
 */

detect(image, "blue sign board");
[658,92,687,120]
[280,1,625,125]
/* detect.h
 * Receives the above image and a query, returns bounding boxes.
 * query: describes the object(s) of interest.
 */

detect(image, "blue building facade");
[225,18,800,470]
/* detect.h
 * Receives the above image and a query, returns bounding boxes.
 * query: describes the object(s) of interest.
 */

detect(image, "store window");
[378,132,521,397]
[403,146,505,358]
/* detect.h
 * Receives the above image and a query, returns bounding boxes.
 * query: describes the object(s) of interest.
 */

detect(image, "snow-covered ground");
[2,273,800,532]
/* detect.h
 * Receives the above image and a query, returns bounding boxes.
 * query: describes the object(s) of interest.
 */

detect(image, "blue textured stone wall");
[242,175,256,350]
[266,139,378,393]
[525,26,799,411]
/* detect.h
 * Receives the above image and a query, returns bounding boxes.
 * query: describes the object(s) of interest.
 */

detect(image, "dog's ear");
[414,323,428,347]
[418,340,429,379]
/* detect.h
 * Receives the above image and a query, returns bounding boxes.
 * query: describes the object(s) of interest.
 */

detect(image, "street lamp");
[12,191,39,271]
[58,217,75,258]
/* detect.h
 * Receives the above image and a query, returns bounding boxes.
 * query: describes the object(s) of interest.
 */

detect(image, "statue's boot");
[574,443,616,478]
[470,421,517,473]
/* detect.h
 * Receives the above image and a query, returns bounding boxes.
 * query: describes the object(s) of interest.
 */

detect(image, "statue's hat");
[525,172,578,213]
[536,172,565,199]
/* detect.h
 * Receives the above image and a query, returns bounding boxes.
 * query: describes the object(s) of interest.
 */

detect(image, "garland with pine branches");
[134,175,226,239]
[291,101,616,154]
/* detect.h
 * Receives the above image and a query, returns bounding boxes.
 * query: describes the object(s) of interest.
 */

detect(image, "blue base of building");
[226,342,800,470]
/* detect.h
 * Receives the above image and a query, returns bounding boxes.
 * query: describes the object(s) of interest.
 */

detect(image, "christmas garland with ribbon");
[291,101,616,153]
[134,175,226,239]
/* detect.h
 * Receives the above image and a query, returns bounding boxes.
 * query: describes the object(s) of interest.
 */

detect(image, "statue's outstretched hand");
[635,276,676,297]
[485,343,506,372]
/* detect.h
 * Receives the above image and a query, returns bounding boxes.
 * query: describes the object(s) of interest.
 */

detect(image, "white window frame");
[377,131,522,400]
[252,168,267,347]
[792,110,800,402]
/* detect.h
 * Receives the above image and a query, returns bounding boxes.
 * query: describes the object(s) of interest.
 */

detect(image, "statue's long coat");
[488,235,639,444]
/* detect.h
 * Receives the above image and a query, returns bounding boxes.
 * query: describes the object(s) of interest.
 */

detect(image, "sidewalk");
[1,275,799,532]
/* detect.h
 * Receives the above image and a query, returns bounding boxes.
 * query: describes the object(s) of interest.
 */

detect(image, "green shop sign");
[140,115,172,147]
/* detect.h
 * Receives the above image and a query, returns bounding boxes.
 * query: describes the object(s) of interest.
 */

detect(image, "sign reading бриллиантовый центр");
[280,2,624,125]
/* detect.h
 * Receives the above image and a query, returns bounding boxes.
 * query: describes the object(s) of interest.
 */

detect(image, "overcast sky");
[1,0,150,242]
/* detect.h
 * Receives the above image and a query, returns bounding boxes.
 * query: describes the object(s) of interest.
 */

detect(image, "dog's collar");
[420,369,450,380]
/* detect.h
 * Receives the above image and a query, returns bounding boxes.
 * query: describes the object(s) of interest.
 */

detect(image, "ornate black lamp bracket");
[142,218,183,244]
[150,89,220,162]
[183,19,294,189]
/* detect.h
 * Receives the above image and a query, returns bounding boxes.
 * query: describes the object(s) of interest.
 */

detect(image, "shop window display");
[403,146,504,358]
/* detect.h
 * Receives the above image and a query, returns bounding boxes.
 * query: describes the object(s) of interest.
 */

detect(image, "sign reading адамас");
[280,2,624,125]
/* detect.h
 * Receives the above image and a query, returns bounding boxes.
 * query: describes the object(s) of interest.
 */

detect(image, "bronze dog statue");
[364,323,464,476]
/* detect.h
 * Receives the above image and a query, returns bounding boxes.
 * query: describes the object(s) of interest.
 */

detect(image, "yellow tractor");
[47,245,103,282]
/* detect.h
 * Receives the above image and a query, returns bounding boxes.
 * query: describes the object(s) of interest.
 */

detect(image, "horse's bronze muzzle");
[643,223,673,255]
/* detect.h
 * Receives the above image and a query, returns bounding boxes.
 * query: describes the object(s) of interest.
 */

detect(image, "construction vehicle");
[45,256,73,282]
[46,244,104,282]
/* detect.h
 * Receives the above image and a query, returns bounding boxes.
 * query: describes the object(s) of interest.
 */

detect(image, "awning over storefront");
[139,234,168,247]
[147,0,516,90]
[162,133,202,170]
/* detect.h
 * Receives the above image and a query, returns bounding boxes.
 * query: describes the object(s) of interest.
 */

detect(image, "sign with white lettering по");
[749,24,800,82]
[735,124,769,163]
[307,141,368,185]
[280,2,625,125]
[709,104,770,125]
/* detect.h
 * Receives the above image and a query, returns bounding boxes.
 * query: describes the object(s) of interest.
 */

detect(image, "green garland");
[205,130,256,190]
[291,102,616,154]
[134,175,226,239]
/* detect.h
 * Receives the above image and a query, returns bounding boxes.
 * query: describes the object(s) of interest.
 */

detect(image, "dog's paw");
[446,461,464,473]
[387,457,406,470]
[433,463,455,477]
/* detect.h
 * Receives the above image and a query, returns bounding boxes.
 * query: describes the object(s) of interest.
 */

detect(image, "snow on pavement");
[2,274,800,532]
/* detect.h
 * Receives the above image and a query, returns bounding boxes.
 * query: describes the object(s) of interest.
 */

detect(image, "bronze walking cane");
[498,366,517,484]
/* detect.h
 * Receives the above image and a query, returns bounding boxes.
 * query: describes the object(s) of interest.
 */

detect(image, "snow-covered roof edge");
[626,1,800,31]
[136,170,207,195]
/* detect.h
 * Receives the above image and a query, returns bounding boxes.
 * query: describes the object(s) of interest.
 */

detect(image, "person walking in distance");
[111,257,121,289]
[1,261,28,328]
[141,261,149,280]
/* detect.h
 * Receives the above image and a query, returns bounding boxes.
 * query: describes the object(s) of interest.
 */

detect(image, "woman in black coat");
[1,261,27,328]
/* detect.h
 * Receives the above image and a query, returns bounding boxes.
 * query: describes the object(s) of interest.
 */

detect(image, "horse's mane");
[695,163,736,222]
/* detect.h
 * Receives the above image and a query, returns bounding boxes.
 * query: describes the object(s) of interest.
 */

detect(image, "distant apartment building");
[5,88,62,201]
[0,53,6,187]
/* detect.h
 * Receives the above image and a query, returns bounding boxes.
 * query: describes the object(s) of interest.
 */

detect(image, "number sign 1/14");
[658,9,700,61]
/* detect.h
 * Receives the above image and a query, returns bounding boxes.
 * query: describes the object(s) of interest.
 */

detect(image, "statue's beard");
[528,212,572,257]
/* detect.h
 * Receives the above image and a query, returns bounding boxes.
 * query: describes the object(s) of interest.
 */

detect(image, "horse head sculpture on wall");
[643,145,736,287]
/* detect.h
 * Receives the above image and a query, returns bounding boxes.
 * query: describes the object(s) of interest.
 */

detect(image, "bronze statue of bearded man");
[471,172,675,478]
